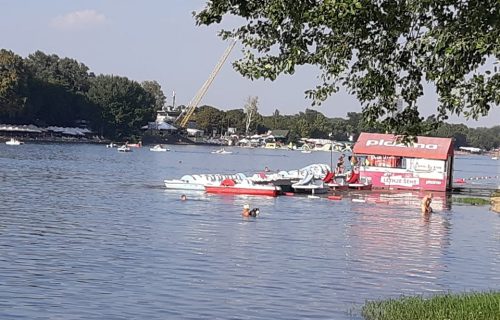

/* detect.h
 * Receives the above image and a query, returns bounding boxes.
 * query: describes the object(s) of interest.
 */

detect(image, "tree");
[87,75,155,139]
[26,51,90,94]
[224,108,246,133]
[24,50,93,126]
[193,105,225,135]
[244,96,258,135]
[295,118,311,138]
[0,49,28,121]
[141,80,166,111]
[195,0,499,137]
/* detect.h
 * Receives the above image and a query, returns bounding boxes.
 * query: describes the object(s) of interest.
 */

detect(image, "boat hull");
[205,185,279,197]
[5,139,22,145]
[327,183,349,191]
[150,148,168,152]
[347,183,372,190]
[292,185,329,194]
[164,180,205,191]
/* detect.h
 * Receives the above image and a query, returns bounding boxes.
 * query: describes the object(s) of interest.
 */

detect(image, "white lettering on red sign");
[425,180,442,185]
[381,175,419,187]
[366,139,438,150]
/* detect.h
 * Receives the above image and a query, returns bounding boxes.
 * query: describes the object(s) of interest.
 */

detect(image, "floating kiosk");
[352,133,454,191]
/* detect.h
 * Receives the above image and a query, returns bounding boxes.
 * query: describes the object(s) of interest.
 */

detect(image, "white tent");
[157,122,177,130]
[142,122,177,130]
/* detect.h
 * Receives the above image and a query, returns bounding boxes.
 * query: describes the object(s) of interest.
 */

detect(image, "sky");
[1,0,498,127]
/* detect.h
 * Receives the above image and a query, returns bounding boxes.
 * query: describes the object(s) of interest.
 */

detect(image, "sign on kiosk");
[366,139,439,150]
[353,133,454,191]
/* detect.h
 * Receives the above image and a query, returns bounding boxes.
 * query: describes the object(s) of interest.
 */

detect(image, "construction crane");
[176,39,237,128]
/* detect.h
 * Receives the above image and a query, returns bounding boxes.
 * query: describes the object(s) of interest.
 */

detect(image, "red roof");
[353,133,453,160]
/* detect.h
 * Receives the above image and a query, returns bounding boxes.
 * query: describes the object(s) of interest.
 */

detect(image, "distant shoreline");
[0,134,222,146]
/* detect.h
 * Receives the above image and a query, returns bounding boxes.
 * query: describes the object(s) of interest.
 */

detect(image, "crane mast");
[177,39,237,128]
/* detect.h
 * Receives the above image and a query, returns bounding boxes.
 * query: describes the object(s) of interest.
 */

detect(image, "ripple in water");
[0,143,498,319]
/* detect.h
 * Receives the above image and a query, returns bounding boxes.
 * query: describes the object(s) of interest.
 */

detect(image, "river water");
[0,143,498,320]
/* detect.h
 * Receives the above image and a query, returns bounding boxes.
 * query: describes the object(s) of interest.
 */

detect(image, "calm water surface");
[0,143,498,319]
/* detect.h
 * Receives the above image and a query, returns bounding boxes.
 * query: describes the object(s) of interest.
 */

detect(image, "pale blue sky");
[1,0,498,127]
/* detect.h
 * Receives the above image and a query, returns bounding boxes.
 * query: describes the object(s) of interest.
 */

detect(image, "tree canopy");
[195,0,499,137]
[87,75,156,139]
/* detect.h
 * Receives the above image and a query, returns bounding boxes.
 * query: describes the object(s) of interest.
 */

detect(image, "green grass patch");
[362,291,500,320]
[452,197,491,206]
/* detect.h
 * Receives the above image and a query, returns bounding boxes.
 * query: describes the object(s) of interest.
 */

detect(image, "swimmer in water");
[242,204,259,217]
[180,194,187,201]
[242,204,251,217]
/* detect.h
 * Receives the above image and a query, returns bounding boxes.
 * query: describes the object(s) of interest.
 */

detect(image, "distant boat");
[150,144,169,152]
[493,156,499,160]
[5,138,23,145]
[211,148,232,154]
[117,145,132,152]
[106,142,117,148]
[127,142,142,148]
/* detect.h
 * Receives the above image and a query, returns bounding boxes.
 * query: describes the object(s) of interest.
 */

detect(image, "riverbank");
[362,291,499,320]
[1,133,222,146]
[491,191,500,213]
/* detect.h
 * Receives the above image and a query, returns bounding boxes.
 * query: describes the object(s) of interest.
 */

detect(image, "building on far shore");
[0,124,96,142]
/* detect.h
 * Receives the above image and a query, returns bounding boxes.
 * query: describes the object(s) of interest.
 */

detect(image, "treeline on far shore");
[1,49,499,150]
[193,106,500,151]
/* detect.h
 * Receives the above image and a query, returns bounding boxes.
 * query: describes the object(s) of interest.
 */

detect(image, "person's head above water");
[243,204,250,210]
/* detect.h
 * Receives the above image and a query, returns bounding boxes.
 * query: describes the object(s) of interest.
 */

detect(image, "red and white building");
[352,133,454,191]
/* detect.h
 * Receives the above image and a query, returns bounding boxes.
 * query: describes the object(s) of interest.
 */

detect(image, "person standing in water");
[421,193,433,214]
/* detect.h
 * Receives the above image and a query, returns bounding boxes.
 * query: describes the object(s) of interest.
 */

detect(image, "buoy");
[328,195,342,200]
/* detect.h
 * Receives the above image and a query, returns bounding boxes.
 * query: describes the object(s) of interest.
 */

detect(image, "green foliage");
[427,120,500,150]
[141,80,166,111]
[224,108,246,132]
[0,48,164,140]
[0,49,28,121]
[26,51,90,94]
[193,105,225,135]
[362,291,500,320]
[1,48,496,147]
[195,0,499,137]
[23,51,94,126]
[87,75,156,139]
[452,197,491,206]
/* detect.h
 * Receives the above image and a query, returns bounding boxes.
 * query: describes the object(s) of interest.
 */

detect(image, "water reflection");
[353,190,452,211]
[345,193,453,295]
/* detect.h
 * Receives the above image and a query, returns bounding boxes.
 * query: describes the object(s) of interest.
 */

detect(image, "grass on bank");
[362,291,500,320]
[452,196,491,206]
